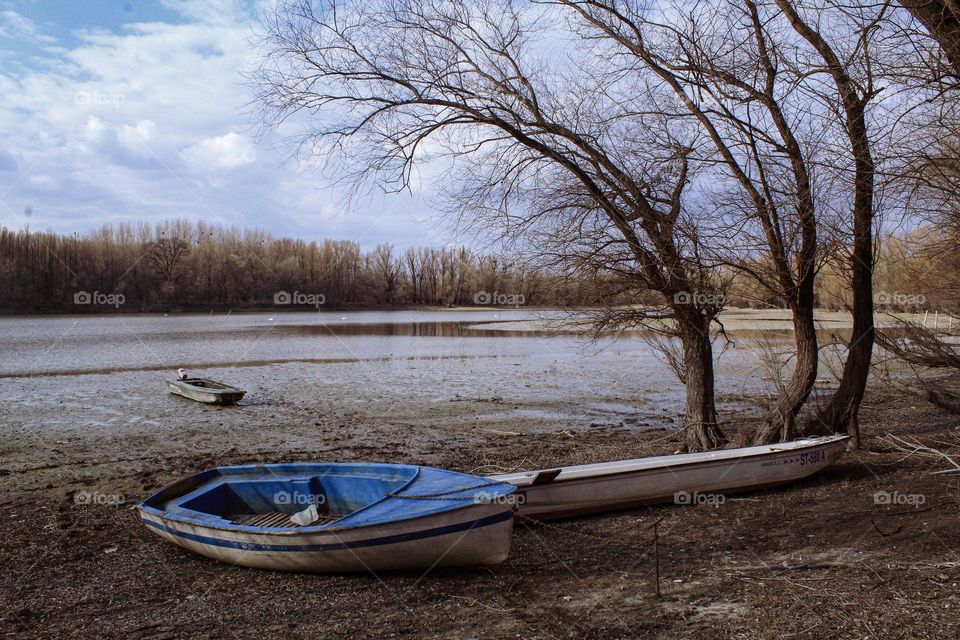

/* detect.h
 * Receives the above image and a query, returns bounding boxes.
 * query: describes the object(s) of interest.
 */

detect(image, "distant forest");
[0,220,604,313]
[1,220,955,314]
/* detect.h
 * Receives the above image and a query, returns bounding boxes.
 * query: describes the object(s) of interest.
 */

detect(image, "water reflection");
[275,321,550,338]
[270,322,857,341]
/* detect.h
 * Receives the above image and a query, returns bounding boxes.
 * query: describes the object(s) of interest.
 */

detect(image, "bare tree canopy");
[255,0,740,449]
[552,0,831,442]
[252,0,959,449]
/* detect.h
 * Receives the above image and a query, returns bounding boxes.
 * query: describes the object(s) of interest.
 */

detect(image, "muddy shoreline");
[3,380,960,639]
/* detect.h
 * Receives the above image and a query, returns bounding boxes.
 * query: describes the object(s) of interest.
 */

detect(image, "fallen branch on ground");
[878,434,960,475]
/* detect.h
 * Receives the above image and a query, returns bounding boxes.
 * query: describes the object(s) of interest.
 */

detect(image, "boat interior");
[177,378,235,390]
[140,462,517,532]
[144,464,420,529]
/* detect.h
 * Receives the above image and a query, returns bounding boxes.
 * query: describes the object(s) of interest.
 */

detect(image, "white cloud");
[159,0,252,25]
[0,10,56,43]
[117,120,157,157]
[27,175,57,190]
[83,115,106,142]
[181,131,256,170]
[0,5,442,248]
[119,119,156,143]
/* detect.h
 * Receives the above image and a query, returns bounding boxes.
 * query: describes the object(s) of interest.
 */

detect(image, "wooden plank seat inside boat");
[230,511,342,528]
[172,473,374,528]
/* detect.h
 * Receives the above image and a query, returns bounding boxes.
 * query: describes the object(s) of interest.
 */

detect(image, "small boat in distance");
[489,435,850,520]
[167,369,245,404]
[138,462,517,572]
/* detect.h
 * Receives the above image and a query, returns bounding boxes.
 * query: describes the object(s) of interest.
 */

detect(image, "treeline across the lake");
[2,219,954,315]
[0,221,609,312]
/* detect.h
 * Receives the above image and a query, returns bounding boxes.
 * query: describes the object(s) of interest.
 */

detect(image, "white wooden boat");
[488,435,850,520]
[138,462,517,572]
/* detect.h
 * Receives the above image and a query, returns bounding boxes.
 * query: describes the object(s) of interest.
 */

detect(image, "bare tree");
[557,0,826,444]
[147,235,189,283]
[255,0,731,449]
[370,243,401,303]
[772,0,888,443]
[561,0,897,443]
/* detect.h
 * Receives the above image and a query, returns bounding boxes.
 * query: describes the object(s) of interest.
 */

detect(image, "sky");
[0,0,449,249]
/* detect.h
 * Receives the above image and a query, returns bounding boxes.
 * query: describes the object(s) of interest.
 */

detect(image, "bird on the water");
[177,368,188,380]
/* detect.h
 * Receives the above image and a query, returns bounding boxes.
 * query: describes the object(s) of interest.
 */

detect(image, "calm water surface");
[0,310,774,431]
[0,310,572,376]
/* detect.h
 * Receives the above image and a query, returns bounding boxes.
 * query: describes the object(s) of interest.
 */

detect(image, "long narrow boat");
[167,378,245,404]
[488,435,849,520]
[138,462,517,572]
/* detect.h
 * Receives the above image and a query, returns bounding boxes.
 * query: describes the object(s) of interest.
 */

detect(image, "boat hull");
[139,503,513,572]
[167,379,245,404]
[137,462,517,573]
[489,436,849,520]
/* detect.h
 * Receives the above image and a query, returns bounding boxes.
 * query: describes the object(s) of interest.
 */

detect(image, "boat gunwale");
[489,435,850,487]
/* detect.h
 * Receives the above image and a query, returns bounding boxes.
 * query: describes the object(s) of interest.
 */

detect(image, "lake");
[0,309,780,445]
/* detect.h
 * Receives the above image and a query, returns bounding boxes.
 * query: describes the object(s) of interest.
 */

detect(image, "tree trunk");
[813,293,873,437]
[679,320,726,451]
[773,3,877,439]
[753,306,818,444]
[811,110,875,437]
[899,0,960,78]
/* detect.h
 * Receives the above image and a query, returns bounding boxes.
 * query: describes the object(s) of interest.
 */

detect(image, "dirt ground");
[2,378,960,639]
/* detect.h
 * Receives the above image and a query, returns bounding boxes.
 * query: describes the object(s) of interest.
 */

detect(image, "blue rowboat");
[138,462,517,572]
